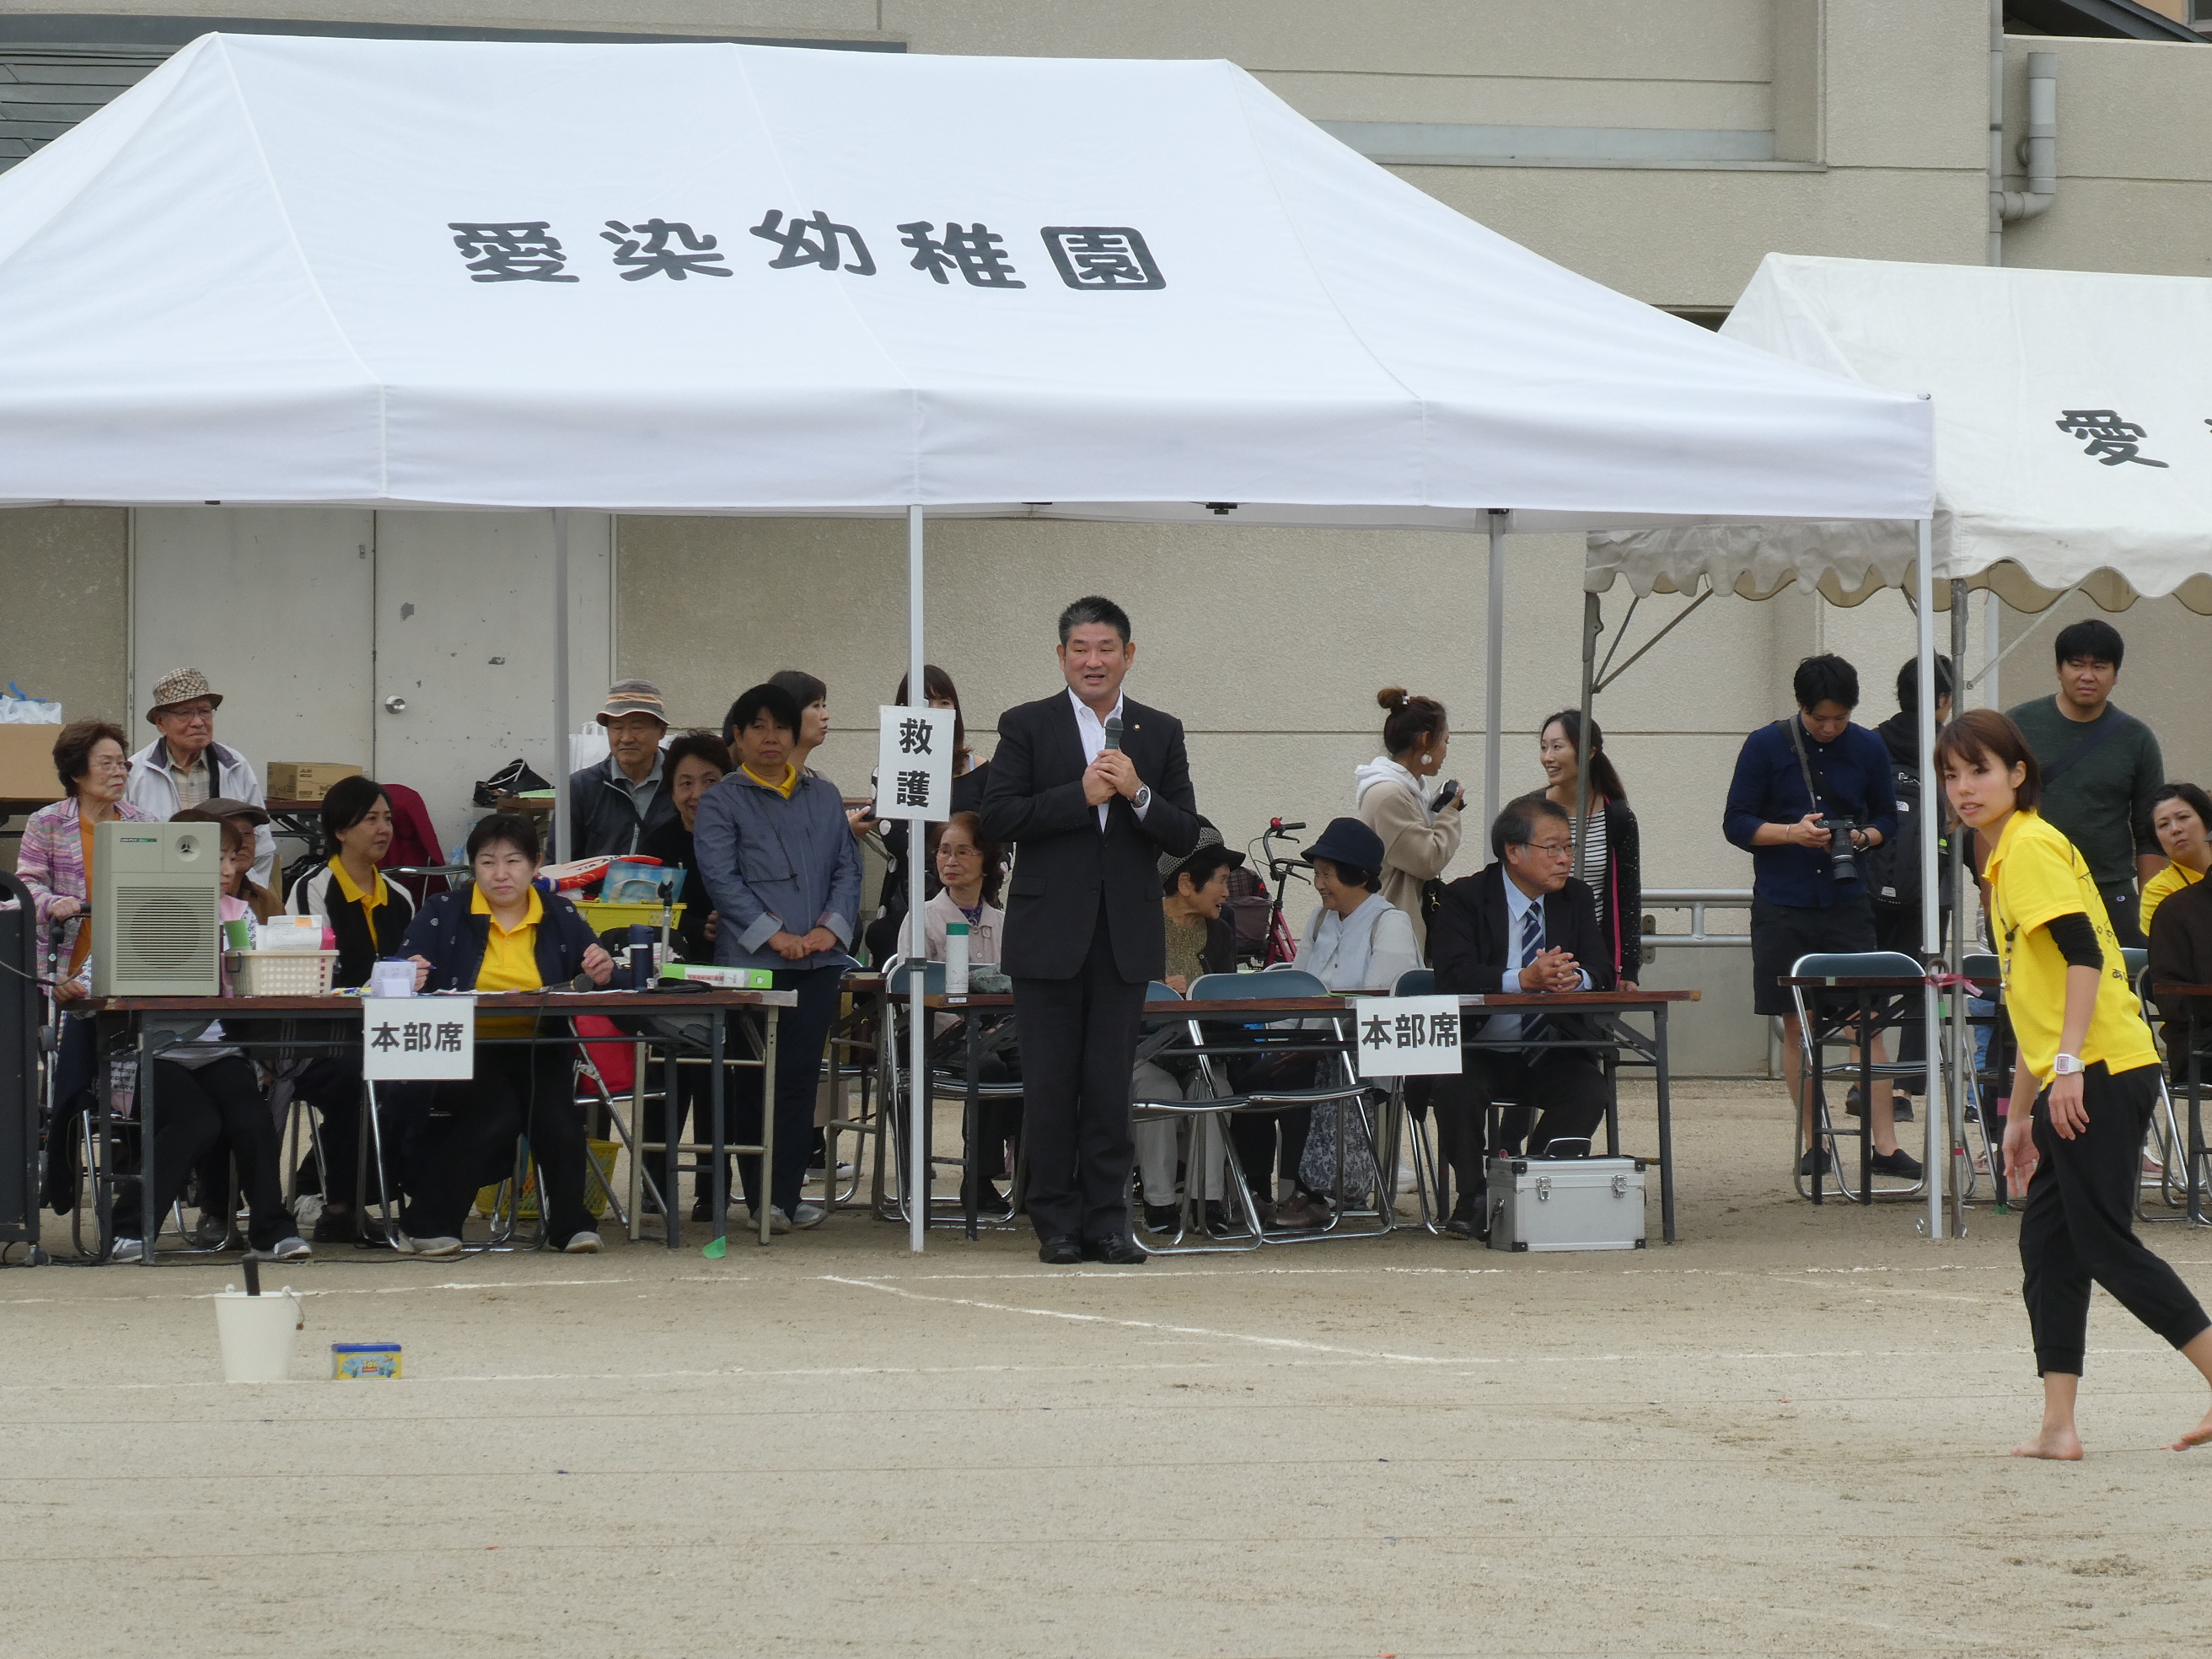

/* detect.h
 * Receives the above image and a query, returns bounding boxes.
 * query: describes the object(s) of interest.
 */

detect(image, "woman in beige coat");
[1353,687,1466,948]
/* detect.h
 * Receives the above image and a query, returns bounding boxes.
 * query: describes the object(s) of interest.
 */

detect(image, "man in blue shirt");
[1724,654,1919,1182]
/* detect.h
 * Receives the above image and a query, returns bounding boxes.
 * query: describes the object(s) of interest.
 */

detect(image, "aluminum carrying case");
[1485,1156,1647,1252]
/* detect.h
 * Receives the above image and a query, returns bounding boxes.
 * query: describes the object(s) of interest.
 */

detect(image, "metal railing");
[1641,888,1753,950]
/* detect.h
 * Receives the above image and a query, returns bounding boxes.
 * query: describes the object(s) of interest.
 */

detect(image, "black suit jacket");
[1428,862,1615,1042]
[981,692,1200,981]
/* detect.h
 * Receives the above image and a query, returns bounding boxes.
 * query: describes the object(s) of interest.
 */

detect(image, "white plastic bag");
[0,681,61,723]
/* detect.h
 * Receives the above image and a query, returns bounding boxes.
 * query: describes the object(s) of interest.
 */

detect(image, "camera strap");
[1778,716,1824,816]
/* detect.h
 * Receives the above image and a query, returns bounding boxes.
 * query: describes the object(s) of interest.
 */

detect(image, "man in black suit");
[1428,794,1616,1236]
[982,596,1200,1264]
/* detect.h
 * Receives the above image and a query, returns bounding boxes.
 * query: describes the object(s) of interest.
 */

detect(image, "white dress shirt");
[1491,876,1589,1044]
[1067,688,1151,830]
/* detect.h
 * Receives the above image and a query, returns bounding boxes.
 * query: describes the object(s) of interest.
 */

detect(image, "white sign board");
[874,705,956,822]
[1351,994,1464,1079]
[362,996,476,1081]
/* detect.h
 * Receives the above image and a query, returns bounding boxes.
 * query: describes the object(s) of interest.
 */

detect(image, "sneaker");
[312,1207,362,1244]
[1271,1192,1330,1229]
[562,1230,602,1254]
[749,1205,792,1235]
[185,1213,231,1249]
[1893,1098,1915,1123]
[1142,1201,1181,1233]
[1797,1148,1835,1179]
[291,1193,325,1233]
[781,1201,827,1231]
[248,1237,313,1262]
[108,1237,145,1264]
[1870,1147,1924,1181]
[392,1230,463,1259]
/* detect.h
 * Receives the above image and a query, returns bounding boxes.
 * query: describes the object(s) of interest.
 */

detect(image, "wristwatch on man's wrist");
[1132,785,1152,812]
[2052,1052,2085,1076]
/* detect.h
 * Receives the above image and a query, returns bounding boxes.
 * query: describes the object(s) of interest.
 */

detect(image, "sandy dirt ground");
[4,1079,2210,1657]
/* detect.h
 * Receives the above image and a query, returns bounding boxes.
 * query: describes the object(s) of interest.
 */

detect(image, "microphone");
[1103,714,1123,752]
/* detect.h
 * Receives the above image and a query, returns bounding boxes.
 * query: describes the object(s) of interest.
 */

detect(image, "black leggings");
[120,1057,287,1250]
[2019,1061,2211,1375]
[400,1045,590,1243]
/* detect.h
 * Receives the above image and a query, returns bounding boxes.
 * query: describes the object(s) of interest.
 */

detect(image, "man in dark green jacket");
[2006,619,2165,948]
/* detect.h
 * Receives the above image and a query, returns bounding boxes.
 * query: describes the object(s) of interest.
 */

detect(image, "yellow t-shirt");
[472,885,545,1038]
[329,856,386,952]
[2140,860,2204,938]
[1987,810,2159,1087]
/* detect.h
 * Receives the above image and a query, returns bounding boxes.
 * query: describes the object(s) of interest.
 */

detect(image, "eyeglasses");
[164,704,215,722]
[1520,840,1574,856]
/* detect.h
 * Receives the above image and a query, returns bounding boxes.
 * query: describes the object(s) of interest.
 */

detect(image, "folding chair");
[1377,967,1443,1232]
[1127,982,1268,1254]
[880,958,1028,1230]
[1186,969,1392,1243]
[1790,950,1930,1204]
[1955,952,2006,1200]
[2127,952,2203,1221]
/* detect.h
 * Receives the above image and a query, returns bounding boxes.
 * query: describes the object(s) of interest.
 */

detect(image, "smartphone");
[1432,779,1462,811]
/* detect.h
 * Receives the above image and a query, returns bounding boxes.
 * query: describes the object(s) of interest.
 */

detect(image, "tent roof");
[0,35,1930,527]
[1591,254,2212,613]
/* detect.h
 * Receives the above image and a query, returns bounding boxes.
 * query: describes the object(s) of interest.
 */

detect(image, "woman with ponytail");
[1538,709,1642,989]
[1353,688,1465,950]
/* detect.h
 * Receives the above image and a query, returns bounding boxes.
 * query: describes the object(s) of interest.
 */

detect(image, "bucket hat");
[146,667,222,722]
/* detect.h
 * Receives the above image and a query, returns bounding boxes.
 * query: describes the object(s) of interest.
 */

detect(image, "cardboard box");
[265,761,362,803]
[0,724,64,805]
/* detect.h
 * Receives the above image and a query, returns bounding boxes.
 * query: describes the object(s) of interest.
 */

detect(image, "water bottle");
[945,920,969,997]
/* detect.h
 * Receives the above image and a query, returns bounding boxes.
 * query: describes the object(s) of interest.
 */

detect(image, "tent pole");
[1916,518,1946,1240]
[907,504,928,1255]
[1948,579,1971,1239]
[1484,510,1506,830]
[552,508,571,861]
[1573,592,1598,887]
[1983,591,2003,709]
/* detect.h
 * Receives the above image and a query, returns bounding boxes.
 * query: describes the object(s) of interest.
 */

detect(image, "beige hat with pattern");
[595,678,668,726]
[146,667,223,723]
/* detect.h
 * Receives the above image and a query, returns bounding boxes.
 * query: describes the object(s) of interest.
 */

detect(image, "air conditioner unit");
[91,819,221,997]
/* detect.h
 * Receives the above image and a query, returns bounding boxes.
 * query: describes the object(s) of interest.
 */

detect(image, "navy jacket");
[1723,717,1899,908]
[400,885,600,994]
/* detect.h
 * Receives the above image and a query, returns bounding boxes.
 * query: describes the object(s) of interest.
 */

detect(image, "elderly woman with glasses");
[123,667,275,887]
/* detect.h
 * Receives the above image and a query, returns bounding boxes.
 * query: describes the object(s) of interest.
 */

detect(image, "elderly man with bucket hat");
[569,678,678,859]
[126,667,276,886]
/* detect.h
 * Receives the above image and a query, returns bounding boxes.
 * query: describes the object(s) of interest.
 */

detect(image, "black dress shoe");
[1084,1233,1147,1265]
[1037,1234,1084,1265]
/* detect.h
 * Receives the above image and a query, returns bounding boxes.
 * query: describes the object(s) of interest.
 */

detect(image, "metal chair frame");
[877,958,1029,1233]
[1789,950,1930,1205]
[1129,982,1271,1254]
[1184,969,1393,1246]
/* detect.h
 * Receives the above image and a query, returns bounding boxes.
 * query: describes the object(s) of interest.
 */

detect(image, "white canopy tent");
[1588,252,2212,1237]
[0,37,1938,1248]
[1591,254,2212,615]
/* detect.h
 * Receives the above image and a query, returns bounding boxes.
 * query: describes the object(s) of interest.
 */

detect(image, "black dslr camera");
[1821,817,1866,883]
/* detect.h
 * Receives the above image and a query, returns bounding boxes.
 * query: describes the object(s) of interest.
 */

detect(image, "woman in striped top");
[1538,709,1642,990]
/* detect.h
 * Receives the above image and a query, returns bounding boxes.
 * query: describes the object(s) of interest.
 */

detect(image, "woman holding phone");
[1939,709,2212,1458]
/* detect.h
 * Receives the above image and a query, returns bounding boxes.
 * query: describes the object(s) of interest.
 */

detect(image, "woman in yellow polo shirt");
[1939,709,2212,1459]
[2140,781,2212,938]
[394,813,613,1258]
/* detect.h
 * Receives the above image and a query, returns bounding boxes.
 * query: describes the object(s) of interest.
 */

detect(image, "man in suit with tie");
[1427,794,1616,1237]
[982,596,1201,1264]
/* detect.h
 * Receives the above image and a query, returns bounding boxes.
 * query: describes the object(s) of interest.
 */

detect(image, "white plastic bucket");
[213,1286,303,1382]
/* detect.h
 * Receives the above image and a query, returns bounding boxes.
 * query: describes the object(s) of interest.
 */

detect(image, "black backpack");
[1867,755,1949,914]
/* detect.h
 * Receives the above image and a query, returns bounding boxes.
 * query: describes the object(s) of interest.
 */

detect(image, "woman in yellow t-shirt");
[2140,781,2212,938]
[1939,710,2212,1459]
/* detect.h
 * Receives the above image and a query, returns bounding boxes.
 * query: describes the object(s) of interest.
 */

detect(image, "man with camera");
[1724,654,1918,1181]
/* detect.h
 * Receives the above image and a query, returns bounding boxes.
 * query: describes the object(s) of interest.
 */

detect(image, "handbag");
[472,757,551,808]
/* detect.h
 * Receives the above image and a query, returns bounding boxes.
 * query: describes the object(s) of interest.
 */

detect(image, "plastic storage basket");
[228,950,339,996]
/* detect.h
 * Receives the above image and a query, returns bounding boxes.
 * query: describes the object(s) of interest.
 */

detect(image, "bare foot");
[2011,1424,2083,1460]
[2167,1407,2212,1452]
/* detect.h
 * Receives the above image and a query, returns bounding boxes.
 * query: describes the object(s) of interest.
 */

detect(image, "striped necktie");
[1519,901,1547,1048]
